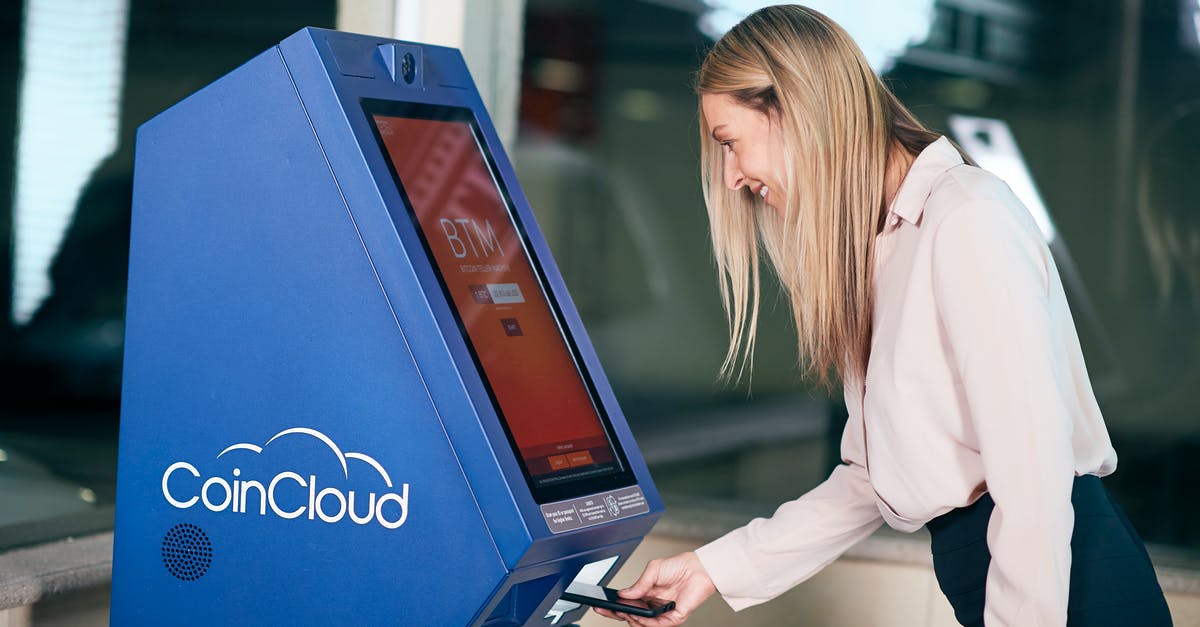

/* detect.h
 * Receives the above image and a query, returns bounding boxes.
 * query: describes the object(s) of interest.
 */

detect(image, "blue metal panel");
[114,48,504,625]
[114,27,664,626]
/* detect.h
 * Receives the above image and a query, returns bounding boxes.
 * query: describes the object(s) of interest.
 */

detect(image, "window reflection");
[1186,0,1200,50]
[0,0,1196,556]
[11,0,129,325]
[0,0,336,549]
[699,0,937,72]
[518,0,1200,553]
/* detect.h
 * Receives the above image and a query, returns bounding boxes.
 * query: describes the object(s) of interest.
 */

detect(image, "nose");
[723,154,745,191]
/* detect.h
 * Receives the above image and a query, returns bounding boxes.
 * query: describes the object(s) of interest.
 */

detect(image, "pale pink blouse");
[694,137,1119,626]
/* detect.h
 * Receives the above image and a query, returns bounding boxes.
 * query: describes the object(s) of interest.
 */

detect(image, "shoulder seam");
[927,166,1014,224]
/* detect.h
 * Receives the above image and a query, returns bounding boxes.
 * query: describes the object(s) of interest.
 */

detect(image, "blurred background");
[0,0,1198,618]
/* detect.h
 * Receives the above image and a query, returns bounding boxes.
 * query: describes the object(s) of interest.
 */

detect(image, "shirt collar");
[885,136,964,229]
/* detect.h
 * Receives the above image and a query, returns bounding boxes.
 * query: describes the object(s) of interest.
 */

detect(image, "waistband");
[926,474,1105,538]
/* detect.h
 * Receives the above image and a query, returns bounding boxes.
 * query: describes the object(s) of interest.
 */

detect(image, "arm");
[693,376,884,611]
[931,197,1076,626]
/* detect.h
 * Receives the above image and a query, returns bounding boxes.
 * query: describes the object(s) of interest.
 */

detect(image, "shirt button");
[890,216,900,226]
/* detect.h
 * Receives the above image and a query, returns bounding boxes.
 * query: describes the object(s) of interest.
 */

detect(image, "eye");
[719,140,734,152]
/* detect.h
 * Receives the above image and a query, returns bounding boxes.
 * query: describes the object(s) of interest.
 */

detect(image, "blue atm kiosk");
[112,28,663,626]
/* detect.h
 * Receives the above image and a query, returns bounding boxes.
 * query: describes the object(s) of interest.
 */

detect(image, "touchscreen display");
[368,107,626,495]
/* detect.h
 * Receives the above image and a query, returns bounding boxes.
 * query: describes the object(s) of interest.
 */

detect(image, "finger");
[655,608,690,626]
[620,560,661,599]
[592,607,621,621]
[599,607,658,627]
[624,605,689,627]
[619,612,656,627]
[592,604,653,624]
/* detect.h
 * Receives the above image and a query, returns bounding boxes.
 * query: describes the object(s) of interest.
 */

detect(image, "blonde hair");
[698,5,945,388]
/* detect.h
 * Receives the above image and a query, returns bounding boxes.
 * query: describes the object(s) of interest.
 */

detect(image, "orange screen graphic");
[373,115,615,478]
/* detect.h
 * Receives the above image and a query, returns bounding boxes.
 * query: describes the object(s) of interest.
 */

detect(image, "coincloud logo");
[161,427,409,529]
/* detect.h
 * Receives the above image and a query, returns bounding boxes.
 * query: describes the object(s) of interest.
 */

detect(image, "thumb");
[620,560,661,599]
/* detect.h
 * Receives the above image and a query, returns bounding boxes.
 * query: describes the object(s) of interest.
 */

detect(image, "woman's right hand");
[592,551,717,626]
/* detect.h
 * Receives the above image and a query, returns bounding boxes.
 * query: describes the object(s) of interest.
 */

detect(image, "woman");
[595,5,1172,627]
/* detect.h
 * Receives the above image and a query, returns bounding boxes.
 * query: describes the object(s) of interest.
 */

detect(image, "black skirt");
[925,475,1173,626]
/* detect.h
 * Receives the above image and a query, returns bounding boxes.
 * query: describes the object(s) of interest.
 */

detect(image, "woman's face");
[701,93,786,210]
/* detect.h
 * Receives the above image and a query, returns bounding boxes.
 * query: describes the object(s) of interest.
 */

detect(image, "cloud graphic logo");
[162,427,409,529]
[215,427,393,487]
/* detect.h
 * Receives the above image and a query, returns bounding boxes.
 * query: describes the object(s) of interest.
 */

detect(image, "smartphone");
[561,583,675,618]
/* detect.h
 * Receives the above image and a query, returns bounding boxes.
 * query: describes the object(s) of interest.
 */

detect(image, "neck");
[883,140,916,210]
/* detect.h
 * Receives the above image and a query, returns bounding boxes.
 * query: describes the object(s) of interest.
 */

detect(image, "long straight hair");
[697,5,947,388]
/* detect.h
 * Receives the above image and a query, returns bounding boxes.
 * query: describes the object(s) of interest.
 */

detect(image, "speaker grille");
[162,523,213,581]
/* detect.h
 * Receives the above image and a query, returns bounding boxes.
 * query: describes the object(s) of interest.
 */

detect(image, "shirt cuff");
[694,528,770,611]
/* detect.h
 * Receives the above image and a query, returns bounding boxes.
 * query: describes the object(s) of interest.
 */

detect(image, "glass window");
[0,0,335,549]
[516,0,1200,554]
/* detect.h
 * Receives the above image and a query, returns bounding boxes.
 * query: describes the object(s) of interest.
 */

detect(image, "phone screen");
[561,584,675,618]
